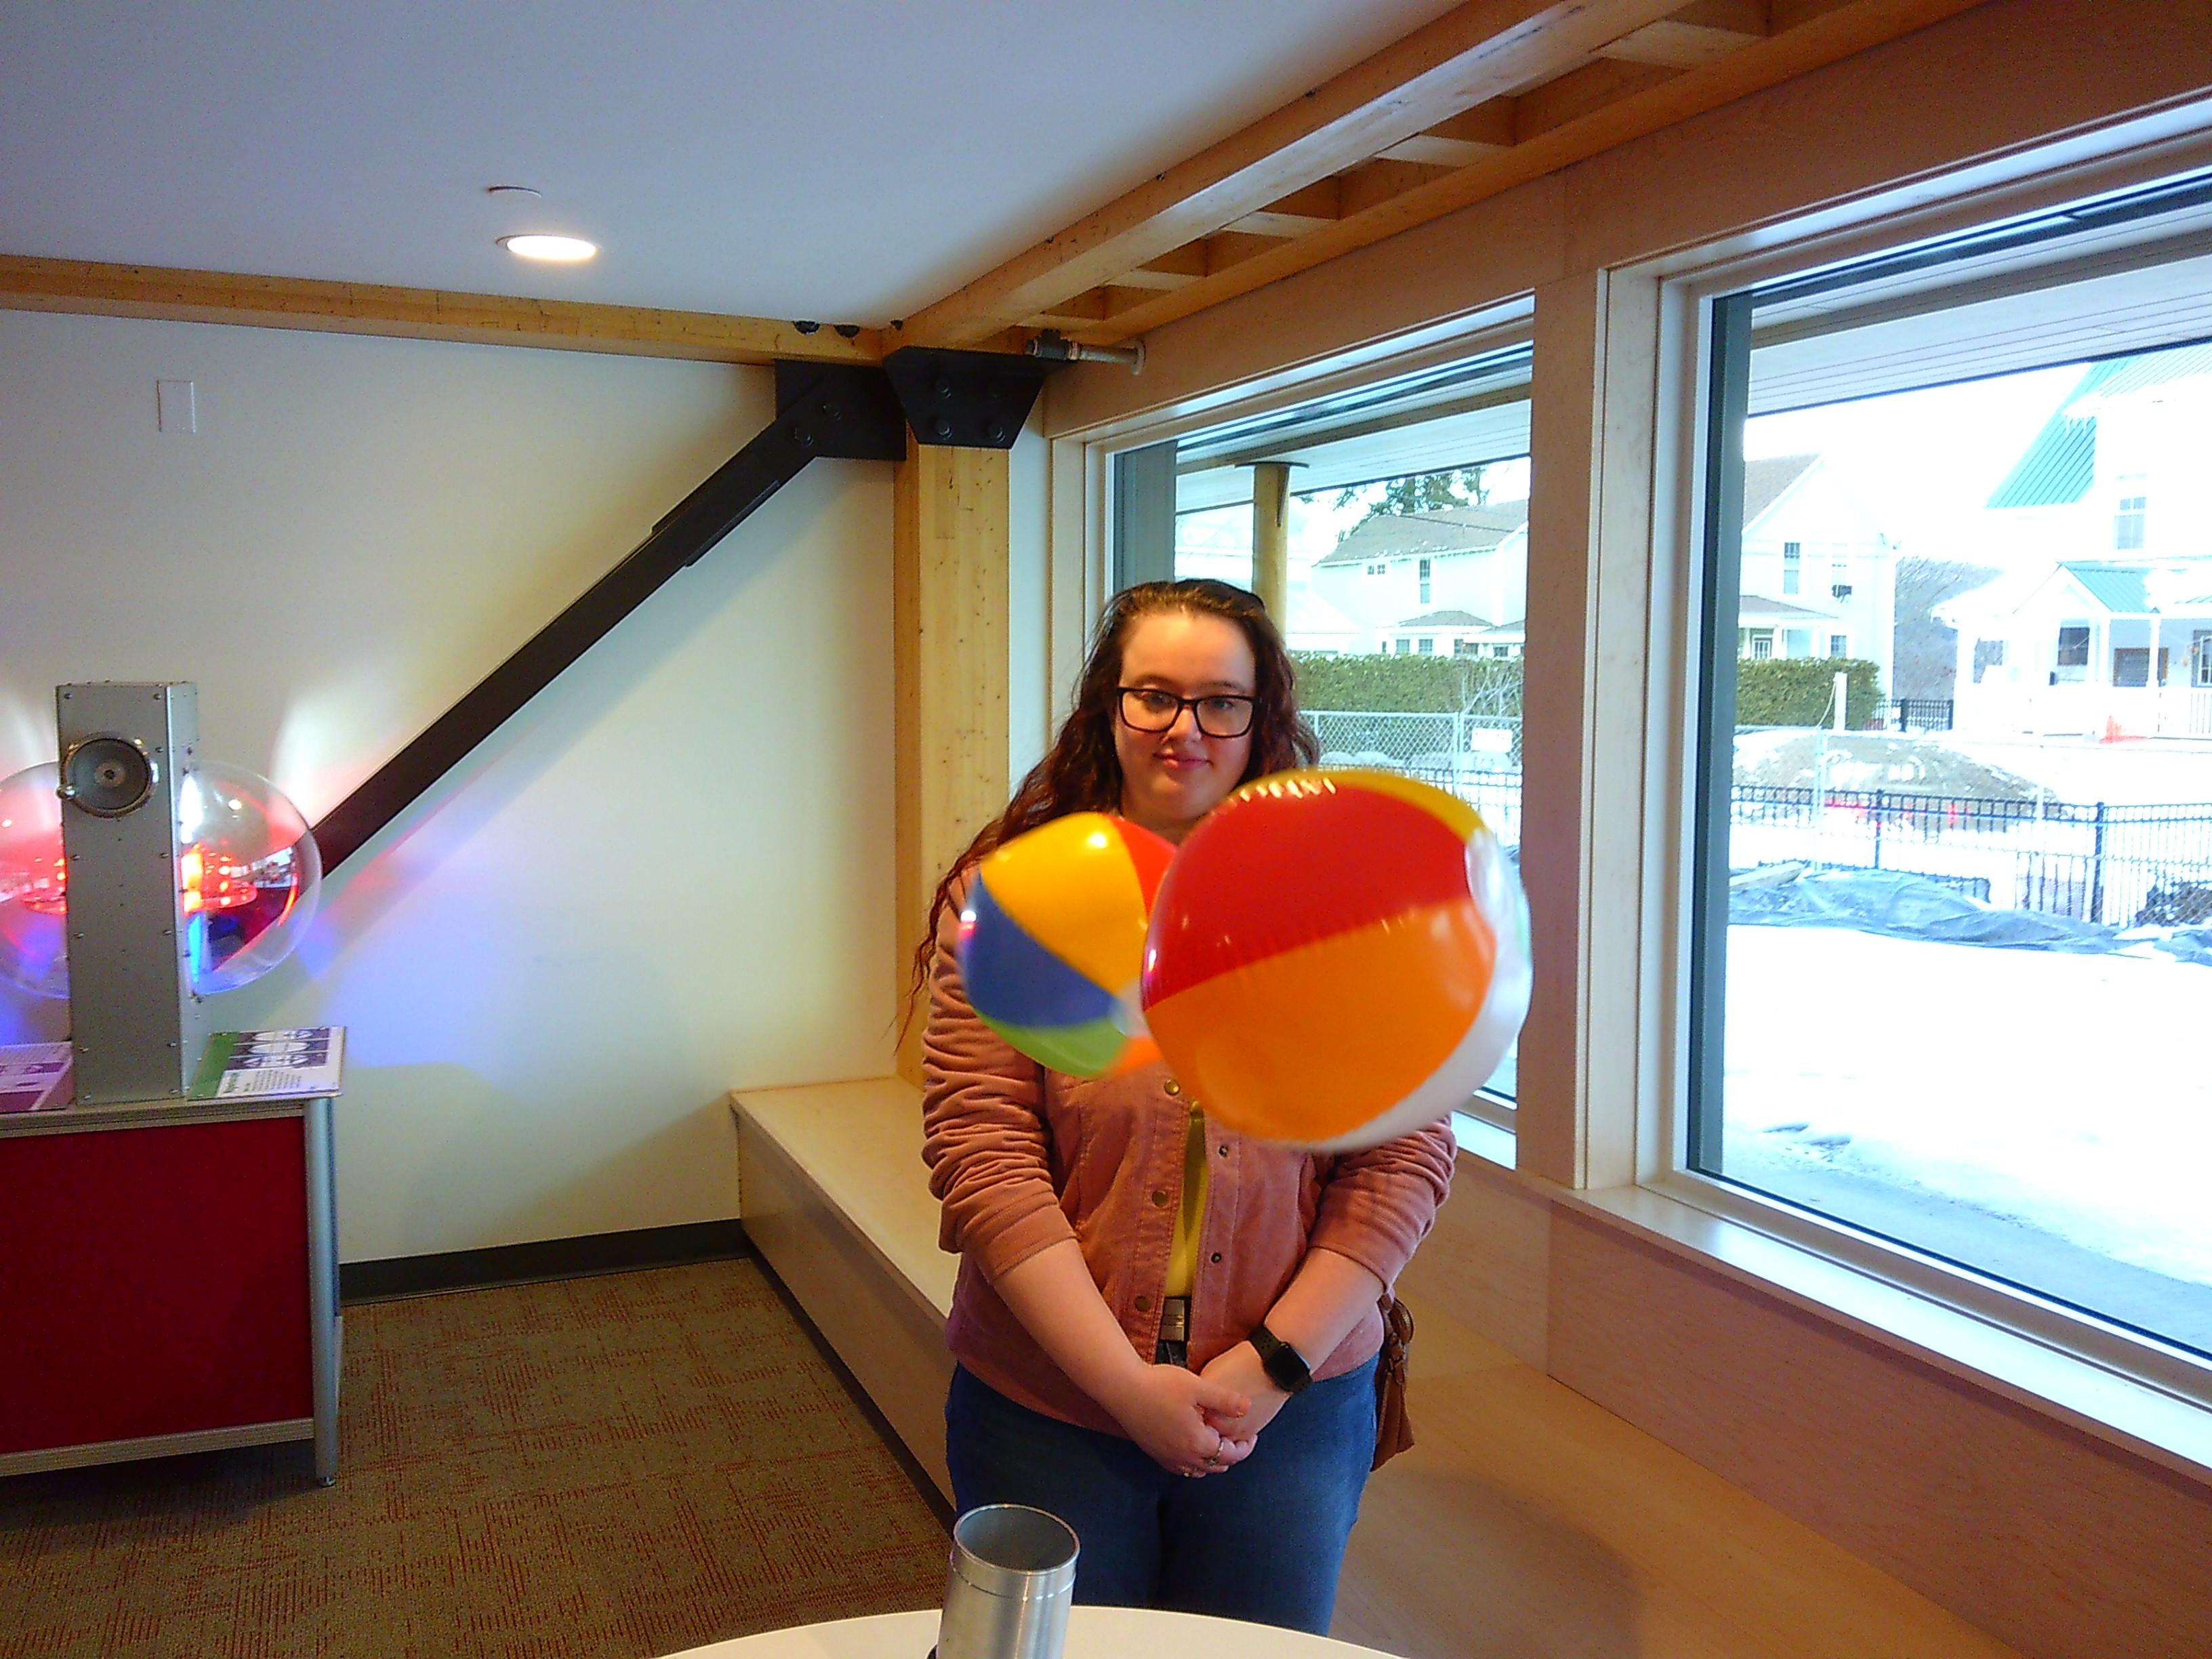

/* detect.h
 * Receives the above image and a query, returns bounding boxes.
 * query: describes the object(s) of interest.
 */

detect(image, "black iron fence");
[1889,698,1954,732]
[1304,709,2212,927]
[1731,786,2212,925]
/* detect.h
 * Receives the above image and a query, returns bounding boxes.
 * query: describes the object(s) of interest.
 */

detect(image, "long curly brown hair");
[904,577,1319,1023]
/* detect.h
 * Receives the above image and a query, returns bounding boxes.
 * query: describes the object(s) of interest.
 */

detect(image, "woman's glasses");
[1116,687,1257,739]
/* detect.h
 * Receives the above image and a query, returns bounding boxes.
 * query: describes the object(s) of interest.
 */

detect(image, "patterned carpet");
[0,1259,951,1658]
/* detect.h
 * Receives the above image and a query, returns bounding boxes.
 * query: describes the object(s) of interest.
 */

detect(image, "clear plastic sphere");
[176,762,321,994]
[0,763,69,1000]
[0,759,320,1000]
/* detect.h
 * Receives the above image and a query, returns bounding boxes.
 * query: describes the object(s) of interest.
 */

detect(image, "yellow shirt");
[1164,1101,1210,1299]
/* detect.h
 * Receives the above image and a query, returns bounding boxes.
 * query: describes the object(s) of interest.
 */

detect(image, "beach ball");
[1141,769,1530,1150]
[958,813,1178,1076]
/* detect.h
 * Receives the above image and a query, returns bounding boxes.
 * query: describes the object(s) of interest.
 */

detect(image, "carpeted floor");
[0,1258,951,1658]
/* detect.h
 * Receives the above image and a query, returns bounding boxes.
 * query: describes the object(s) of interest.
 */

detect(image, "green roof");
[1986,414,2095,509]
[2062,563,2152,613]
[1986,343,2212,510]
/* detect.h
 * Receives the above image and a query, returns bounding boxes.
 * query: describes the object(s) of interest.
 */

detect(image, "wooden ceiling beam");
[1376,102,1519,165]
[0,255,884,365]
[1057,0,1995,348]
[900,0,1690,348]
[1339,159,1458,218]
[1599,18,1769,66]
[1513,57,1685,141]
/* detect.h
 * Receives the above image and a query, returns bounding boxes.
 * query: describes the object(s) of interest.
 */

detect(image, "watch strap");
[1249,1322,1313,1395]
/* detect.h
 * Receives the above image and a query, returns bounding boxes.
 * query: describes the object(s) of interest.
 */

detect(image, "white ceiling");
[0,1,1465,325]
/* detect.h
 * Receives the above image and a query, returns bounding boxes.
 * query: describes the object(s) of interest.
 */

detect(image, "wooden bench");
[730,1078,2020,1659]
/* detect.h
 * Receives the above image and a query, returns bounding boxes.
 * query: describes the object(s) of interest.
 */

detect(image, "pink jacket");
[921,876,1458,1435]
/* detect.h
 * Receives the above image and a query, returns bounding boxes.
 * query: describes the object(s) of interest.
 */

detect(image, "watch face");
[1254,1326,1311,1393]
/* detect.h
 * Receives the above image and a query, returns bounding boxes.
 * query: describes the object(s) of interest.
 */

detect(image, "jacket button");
[1210,1252,1223,1264]
[1134,1294,1152,1312]
[1151,1189,1170,1206]
[1164,1081,1181,1097]
[1218,1145,1229,1157]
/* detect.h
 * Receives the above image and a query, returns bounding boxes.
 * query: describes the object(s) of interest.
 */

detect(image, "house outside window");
[1395,636,1412,653]
[1416,636,1435,655]
[1746,629,1775,660]
[2115,491,2148,550]
[2196,631,2212,688]
[1973,638,2007,682]
[2055,625,2090,668]
[1782,541,1801,595]
[1828,634,1849,658]
[1418,557,1432,605]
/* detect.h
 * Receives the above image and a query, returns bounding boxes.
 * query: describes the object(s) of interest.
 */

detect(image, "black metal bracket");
[310,350,1057,871]
[882,347,1057,449]
[769,361,909,466]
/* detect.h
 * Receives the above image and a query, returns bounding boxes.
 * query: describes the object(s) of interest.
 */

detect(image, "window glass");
[1158,348,1533,1102]
[1692,178,2212,1361]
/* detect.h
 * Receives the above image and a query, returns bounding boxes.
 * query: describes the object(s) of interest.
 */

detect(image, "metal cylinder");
[935,1504,1078,1659]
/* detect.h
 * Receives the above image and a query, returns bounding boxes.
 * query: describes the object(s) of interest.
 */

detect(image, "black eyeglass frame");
[1114,686,1258,739]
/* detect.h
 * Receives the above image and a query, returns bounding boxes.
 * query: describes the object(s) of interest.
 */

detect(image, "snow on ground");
[1724,924,2212,1286]
[1932,736,2212,806]
[1736,730,2212,806]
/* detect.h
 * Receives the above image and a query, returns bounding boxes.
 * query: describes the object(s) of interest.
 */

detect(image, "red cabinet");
[0,1097,339,1483]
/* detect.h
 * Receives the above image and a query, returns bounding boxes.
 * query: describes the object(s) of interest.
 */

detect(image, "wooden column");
[1250,461,1292,621]
[1519,268,1659,1189]
[894,434,1012,1085]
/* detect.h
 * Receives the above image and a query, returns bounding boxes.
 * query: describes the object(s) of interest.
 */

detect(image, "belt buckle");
[1158,1296,1190,1343]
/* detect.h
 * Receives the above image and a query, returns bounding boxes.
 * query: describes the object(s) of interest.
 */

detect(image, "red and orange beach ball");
[1141,769,1529,1150]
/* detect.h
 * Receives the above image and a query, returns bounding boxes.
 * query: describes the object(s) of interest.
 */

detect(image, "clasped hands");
[1113,1340,1288,1478]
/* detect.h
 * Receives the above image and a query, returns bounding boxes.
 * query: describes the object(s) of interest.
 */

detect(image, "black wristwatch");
[1248,1322,1312,1395]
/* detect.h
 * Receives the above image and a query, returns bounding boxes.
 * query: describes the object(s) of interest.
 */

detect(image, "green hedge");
[1734,657,1885,728]
[1294,650,1881,727]
[1292,651,1522,715]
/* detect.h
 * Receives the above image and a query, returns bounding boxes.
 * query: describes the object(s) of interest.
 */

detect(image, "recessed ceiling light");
[499,234,597,263]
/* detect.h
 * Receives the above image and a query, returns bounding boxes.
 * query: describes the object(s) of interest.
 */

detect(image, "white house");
[1938,561,2212,736]
[1969,342,2212,569]
[1732,453,1896,680]
[1942,344,2212,736]
[1309,502,1529,651]
[1310,456,1895,679]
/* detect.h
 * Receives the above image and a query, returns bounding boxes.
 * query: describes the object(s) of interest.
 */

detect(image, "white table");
[663,1606,1389,1658]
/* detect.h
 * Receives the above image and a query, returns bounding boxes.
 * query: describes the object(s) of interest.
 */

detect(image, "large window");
[1109,348,1532,1105]
[1689,171,2212,1370]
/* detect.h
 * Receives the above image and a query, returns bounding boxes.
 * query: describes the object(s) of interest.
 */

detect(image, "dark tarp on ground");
[1727,867,2212,966]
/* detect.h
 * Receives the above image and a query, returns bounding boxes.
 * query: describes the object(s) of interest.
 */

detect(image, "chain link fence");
[1307,709,1523,842]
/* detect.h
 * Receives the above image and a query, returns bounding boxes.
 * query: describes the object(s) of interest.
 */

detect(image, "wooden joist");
[0,255,883,366]
[1044,0,1995,346]
[904,0,1692,348]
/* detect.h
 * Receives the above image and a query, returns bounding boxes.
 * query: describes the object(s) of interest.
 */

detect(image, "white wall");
[0,310,896,1261]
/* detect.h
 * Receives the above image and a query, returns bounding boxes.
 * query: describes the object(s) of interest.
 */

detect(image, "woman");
[916,579,1456,1634]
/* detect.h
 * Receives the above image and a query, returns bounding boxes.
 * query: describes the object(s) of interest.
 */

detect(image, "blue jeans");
[943,1359,1377,1635]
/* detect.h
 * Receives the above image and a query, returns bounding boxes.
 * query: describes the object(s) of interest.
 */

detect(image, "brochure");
[0,1043,73,1115]
[189,1027,346,1101]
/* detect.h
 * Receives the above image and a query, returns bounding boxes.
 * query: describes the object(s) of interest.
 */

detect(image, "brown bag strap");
[1372,1292,1416,1471]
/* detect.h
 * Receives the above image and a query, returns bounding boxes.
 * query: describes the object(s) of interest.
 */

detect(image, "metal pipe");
[1026,331,1143,372]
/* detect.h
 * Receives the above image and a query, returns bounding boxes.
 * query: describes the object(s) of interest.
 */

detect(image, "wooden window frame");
[1591,112,2212,1470]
